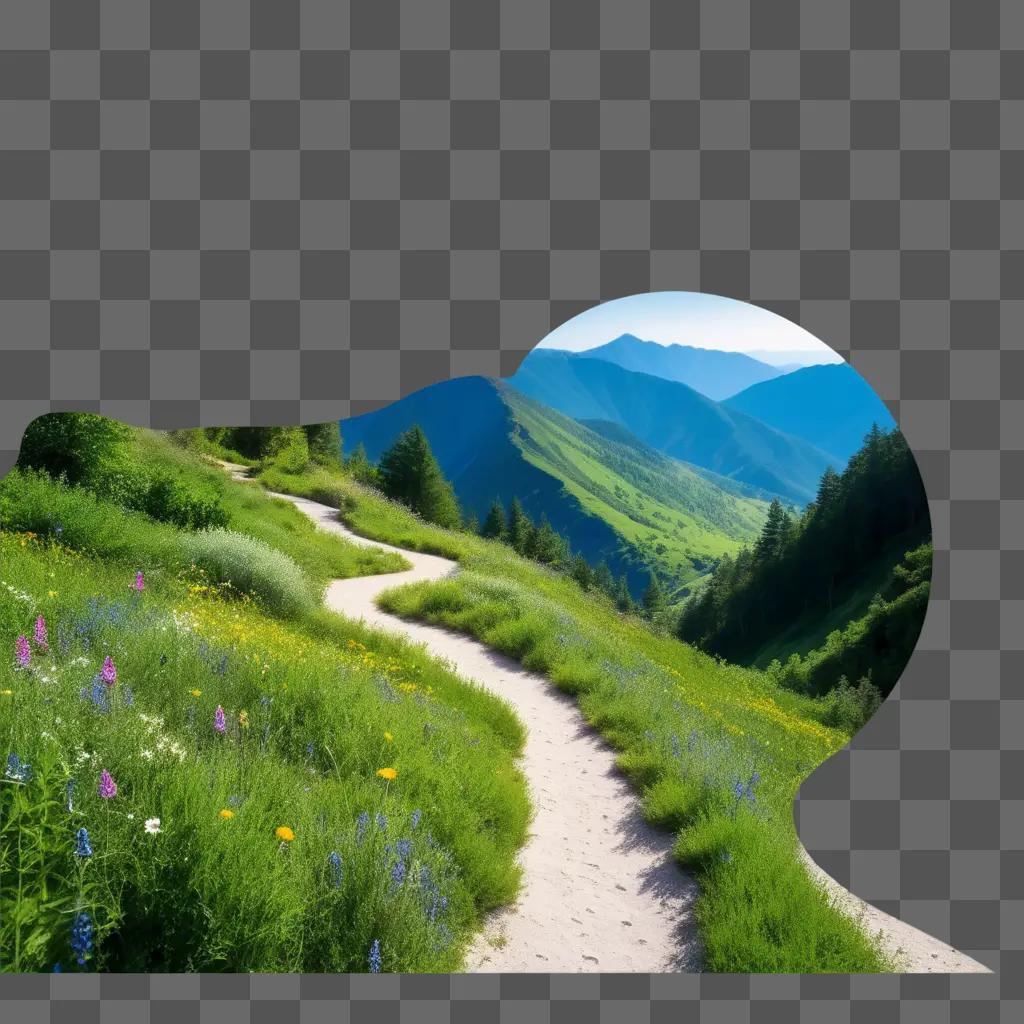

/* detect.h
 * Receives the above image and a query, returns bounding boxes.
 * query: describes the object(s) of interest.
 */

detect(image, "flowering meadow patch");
[0,432,528,972]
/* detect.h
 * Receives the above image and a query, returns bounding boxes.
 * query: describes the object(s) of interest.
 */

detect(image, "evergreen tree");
[570,553,594,590]
[532,514,569,566]
[754,497,791,563]
[507,497,533,554]
[642,573,668,619]
[593,560,615,596]
[303,422,342,465]
[481,498,507,541]
[345,442,380,487]
[377,425,461,529]
[613,574,634,613]
[465,511,480,534]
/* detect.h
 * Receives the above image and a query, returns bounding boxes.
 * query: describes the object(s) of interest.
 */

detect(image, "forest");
[676,426,931,705]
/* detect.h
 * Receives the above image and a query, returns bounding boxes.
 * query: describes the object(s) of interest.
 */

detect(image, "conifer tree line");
[676,425,931,703]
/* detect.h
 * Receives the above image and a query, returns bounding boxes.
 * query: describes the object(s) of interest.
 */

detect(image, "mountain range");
[341,376,769,595]
[510,350,834,504]
[723,363,896,464]
[570,334,784,400]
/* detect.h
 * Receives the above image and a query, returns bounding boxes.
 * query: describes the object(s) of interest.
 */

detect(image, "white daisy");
[144,817,161,834]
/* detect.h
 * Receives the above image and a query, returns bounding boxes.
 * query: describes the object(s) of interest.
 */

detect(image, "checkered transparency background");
[0,0,1020,1016]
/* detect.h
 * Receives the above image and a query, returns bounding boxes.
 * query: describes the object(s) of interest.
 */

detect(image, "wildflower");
[227,794,244,807]
[74,827,93,858]
[395,838,412,860]
[89,679,109,714]
[15,635,30,668]
[306,741,314,757]
[66,779,75,812]
[213,705,226,733]
[34,615,48,651]
[121,686,134,708]
[328,850,343,888]
[98,769,117,800]
[238,710,249,729]
[376,767,397,781]
[101,656,116,687]
[5,752,30,782]
[368,938,382,973]
[134,571,144,592]
[144,818,161,834]
[390,859,406,887]
[275,826,295,842]
[48,590,58,599]
[190,689,201,698]
[410,808,422,829]
[0,689,11,697]
[376,812,387,832]
[356,811,369,844]
[384,731,393,743]
[69,911,94,967]
[218,808,235,820]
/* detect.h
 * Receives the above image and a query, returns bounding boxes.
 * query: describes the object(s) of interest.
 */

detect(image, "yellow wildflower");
[383,731,393,743]
[275,826,295,842]
[376,767,397,781]
[219,808,235,820]
[1,689,12,697]
[190,689,202,698]
[238,710,249,729]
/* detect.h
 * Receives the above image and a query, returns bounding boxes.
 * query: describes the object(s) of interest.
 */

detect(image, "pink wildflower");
[134,571,144,592]
[15,635,30,668]
[98,769,117,800]
[34,615,48,651]
[214,705,226,734]
[101,656,116,687]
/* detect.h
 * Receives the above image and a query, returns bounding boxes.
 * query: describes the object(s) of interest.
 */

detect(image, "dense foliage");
[677,426,930,703]
[377,426,461,530]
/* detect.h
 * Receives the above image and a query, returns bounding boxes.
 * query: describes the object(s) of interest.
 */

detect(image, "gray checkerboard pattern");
[0,0,1018,1017]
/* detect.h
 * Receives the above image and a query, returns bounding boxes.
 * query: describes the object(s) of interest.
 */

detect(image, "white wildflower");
[144,817,161,834]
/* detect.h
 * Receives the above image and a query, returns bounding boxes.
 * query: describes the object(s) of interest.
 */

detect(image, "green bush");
[138,473,229,531]
[17,413,129,485]
[180,528,317,618]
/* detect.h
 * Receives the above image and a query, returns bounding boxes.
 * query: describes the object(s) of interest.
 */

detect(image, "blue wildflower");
[419,865,433,891]
[328,851,343,889]
[410,808,422,829]
[121,685,134,708]
[687,730,698,752]
[305,742,314,757]
[356,811,369,844]
[89,679,108,714]
[390,859,406,887]
[670,734,681,759]
[75,827,93,858]
[368,938,382,973]
[395,838,411,860]
[5,752,30,782]
[376,812,387,832]
[227,794,244,808]
[70,911,93,967]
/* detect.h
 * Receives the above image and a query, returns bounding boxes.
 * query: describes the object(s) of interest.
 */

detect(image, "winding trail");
[222,462,990,973]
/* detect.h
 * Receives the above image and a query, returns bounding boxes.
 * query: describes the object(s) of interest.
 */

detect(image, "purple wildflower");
[98,769,117,800]
[101,656,116,687]
[395,838,411,860]
[15,635,30,668]
[134,571,144,592]
[368,938,382,973]
[214,705,226,734]
[34,615,48,652]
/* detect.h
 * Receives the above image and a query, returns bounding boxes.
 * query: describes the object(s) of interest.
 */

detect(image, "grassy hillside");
[341,375,768,596]
[510,351,836,503]
[0,426,529,972]
[262,461,889,972]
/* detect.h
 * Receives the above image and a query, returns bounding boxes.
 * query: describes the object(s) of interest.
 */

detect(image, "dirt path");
[220,462,990,973]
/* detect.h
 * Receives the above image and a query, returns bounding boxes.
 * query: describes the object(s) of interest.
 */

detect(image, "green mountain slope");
[510,350,836,504]
[341,376,769,595]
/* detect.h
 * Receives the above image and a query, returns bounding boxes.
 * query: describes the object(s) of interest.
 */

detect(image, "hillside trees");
[378,425,461,529]
[677,426,930,699]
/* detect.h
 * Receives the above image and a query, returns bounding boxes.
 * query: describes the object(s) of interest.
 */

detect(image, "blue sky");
[537,292,843,365]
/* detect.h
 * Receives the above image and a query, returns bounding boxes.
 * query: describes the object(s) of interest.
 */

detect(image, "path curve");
[221,463,990,973]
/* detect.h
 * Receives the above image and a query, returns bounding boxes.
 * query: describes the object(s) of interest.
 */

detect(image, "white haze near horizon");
[536,292,844,367]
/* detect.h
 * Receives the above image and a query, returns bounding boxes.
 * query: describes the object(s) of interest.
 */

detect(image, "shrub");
[820,675,882,732]
[180,529,316,618]
[17,413,129,485]
[138,473,229,531]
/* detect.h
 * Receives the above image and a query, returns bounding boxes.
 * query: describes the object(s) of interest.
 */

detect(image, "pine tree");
[614,574,633,613]
[532,514,569,566]
[642,573,667,619]
[754,497,790,562]
[570,553,594,590]
[377,425,461,529]
[345,442,380,487]
[481,498,507,541]
[593,560,615,595]
[507,497,533,554]
[303,422,342,465]
[465,511,480,534]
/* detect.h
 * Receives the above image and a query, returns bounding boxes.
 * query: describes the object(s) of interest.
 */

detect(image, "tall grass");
[265,462,889,972]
